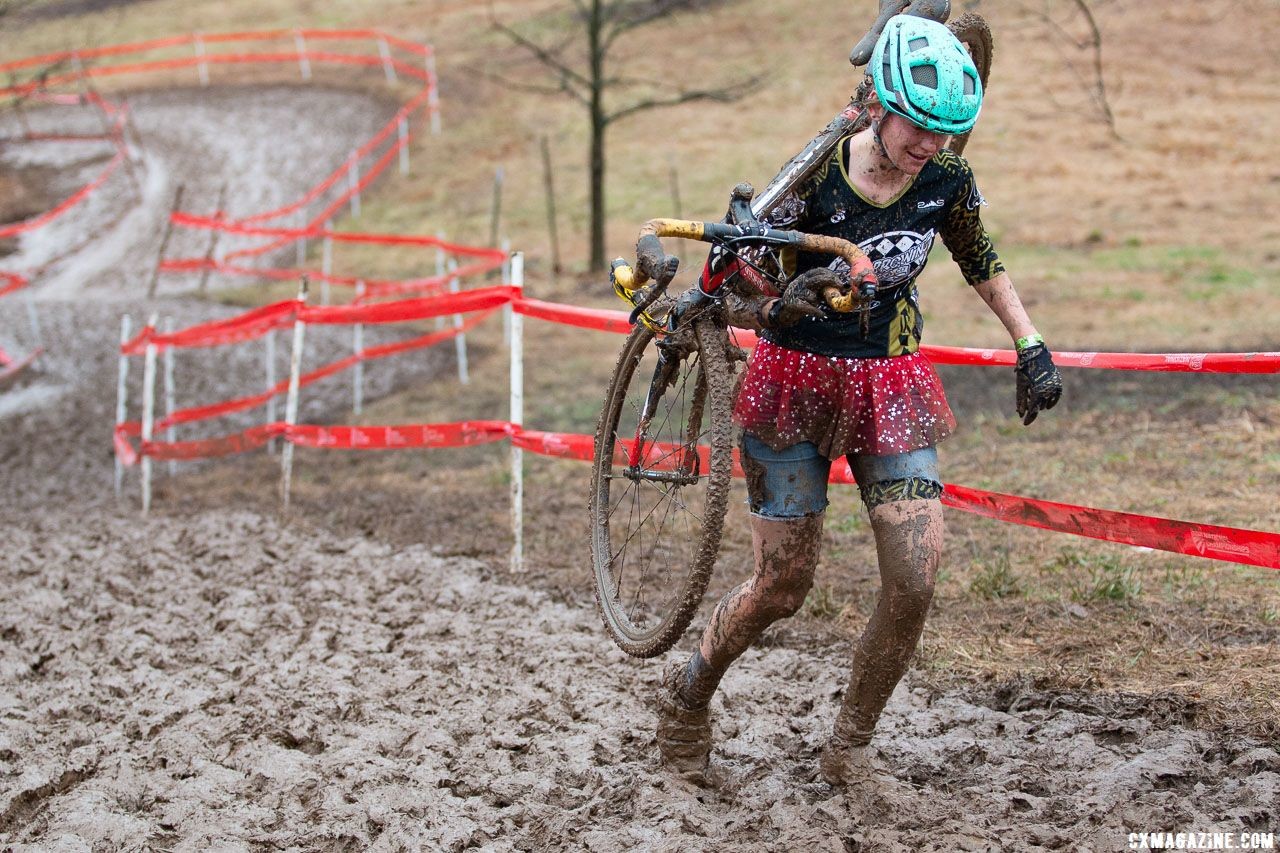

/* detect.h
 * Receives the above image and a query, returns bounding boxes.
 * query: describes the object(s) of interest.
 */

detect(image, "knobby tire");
[589,315,735,658]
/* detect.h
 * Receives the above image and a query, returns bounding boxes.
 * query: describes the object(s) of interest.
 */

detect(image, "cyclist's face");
[879,112,950,175]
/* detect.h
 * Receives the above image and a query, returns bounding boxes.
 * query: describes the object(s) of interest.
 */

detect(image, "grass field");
[4,0,1278,739]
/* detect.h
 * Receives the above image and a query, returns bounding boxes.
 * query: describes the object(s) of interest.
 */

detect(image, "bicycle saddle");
[848,0,951,67]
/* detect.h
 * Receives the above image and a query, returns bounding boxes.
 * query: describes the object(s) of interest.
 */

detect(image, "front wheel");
[589,315,736,658]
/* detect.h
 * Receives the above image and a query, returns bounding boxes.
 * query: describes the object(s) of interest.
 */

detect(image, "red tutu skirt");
[733,339,956,458]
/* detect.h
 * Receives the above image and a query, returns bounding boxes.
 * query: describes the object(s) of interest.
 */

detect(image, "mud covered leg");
[821,498,942,784]
[657,512,824,776]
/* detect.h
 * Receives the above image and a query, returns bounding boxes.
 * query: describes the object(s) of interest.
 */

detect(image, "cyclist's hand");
[767,268,838,327]
[1015,343,1063,425]
[635,234,669,284]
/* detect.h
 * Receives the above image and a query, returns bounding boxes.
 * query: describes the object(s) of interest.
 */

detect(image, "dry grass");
[6,0,1279,736]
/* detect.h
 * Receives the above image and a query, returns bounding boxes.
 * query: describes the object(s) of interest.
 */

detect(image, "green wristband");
[1015,333,1045,352]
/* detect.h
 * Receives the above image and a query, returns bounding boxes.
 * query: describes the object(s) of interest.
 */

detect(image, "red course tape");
[118,419,1280,570]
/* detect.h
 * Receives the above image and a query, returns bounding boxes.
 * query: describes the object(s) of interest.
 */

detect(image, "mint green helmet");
[871,14,983,135]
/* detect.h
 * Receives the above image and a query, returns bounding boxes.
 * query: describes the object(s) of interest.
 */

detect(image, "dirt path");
[2,508,1276,851]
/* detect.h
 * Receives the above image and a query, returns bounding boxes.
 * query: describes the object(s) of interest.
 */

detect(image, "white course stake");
[353,281,366,414]
[398,116,409,175]
[501,238,512,345]
[509,253,524,572]
[23,293,42,354]
[447,259,469,385]
[434,232,446,330]
[114,314,132,499]
[426,51,441,135]
[294,30,311,81]
[321,219,333,305]
[348,151,361,218]
[194,34,209,86]
[141,312,159,516]
[295,208,308,268]
[378,37,397,84]
[163,317,176,477]
[280,279,309,511]
[265,329,278,454]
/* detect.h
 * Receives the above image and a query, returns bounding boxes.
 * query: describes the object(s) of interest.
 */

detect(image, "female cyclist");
[655,14,1063,787]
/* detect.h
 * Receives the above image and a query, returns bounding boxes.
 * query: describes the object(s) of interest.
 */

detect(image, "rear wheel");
[589,315,736,658]
[947,12,993,157]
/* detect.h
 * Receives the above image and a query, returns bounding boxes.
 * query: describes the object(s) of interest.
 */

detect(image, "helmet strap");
[870,114,903,173]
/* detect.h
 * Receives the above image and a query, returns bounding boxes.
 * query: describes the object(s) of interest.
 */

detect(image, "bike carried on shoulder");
[588,1,994,658]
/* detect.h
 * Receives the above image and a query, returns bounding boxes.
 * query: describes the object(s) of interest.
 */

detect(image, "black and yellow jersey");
[762,135,1004,358]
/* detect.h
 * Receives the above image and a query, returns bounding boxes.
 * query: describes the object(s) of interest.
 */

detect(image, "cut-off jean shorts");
[742,433,941,519]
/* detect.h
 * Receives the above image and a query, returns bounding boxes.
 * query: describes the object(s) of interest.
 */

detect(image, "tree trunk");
[588,0,607,272]
[590,114,607,273]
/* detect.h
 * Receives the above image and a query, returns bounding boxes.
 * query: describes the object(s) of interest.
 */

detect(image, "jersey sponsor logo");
[966,183,987,210]
[829,229,936,288]
[917,198,945,211]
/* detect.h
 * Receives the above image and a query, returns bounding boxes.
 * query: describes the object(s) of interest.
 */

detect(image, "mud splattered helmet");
[870,14,983,135]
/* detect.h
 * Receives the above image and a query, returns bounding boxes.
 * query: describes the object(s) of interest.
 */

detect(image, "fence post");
[501,238,512,345]
[23,293,42,356]
[147,184,184,298]
[448,258,468,385]
[509,252,524,572]
[163,317,176,477]
[114,314,131,499]
[398,116,409,175]
[294,30,312,81]
[540,135,562,283]
[280,278,309,511]
[141,312,159,516]
[435,231,446,330]
[488,167,504,251]
[378,36,397,84]
[194,33,209,86]
[198,183,227,294]
[353,280,365,415]
[348,151,361,218]
[321,219,333,305]
[265,329,277,454]
[426,50,441,135]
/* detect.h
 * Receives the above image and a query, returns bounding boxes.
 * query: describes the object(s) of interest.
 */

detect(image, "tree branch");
[604,75,761,125]
[479,67,591,106]
[489,9,594,92]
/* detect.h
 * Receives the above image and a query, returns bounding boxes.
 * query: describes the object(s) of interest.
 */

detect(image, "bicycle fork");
[625,338,705,486]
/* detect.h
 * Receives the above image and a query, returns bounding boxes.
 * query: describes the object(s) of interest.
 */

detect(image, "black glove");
[765,268,839,328]
[1015,343,1063,425]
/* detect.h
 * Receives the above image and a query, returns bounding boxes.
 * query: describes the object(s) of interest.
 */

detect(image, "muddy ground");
[1,77,1277,853]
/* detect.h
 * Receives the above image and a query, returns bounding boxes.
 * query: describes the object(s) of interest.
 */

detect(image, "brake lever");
[627,255,681,326]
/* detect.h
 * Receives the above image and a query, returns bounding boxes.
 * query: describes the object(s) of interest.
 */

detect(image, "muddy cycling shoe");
[656,661,712,780]
[819,737,900,793]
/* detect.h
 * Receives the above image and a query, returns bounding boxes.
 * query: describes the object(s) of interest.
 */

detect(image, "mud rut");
[1,86,1277,852]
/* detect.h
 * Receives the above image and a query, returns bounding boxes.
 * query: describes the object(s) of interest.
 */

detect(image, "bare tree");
[491,0,758,272]
[1013,0,1122,140]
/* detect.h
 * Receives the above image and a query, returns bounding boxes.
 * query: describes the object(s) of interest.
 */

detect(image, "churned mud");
[2,508,1276,851]
[1,81,1276,851]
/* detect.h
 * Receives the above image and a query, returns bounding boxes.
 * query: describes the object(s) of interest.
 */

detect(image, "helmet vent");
[963,72,976,95]
[910,65,939,89]
[908,37,929,51]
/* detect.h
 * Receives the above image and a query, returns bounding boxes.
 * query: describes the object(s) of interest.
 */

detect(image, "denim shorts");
[741,434,941,518]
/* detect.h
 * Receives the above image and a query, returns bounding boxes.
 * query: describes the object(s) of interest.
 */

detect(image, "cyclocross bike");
[588,2,994,658]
